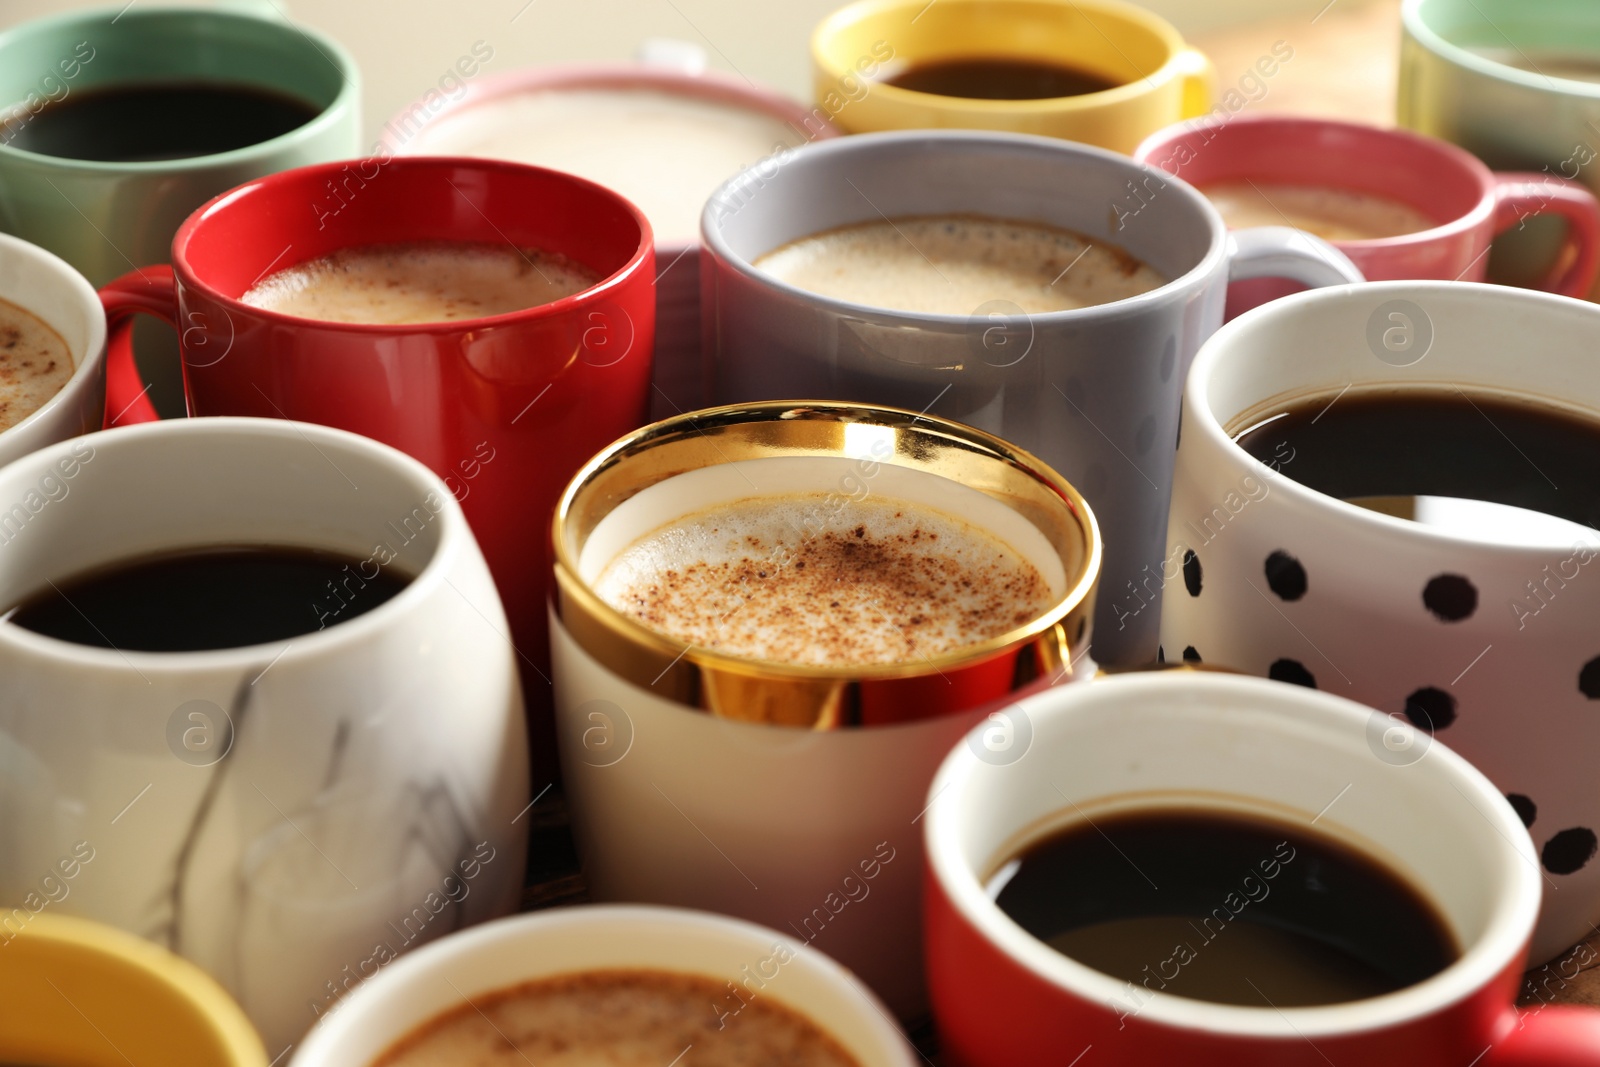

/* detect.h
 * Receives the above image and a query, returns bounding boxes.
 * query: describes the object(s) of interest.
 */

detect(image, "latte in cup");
[370,969,860,1067]
[240,240,599,324]
[752,214,1166,315]
[404,88,807,245]
[1202,181,1437,242]
[0,296,74,432]
[592,467,1061,668]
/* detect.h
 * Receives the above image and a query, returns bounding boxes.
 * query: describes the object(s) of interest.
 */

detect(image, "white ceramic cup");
[289,904,918,1067]
[1159,280,1600,965]
[0,232,106,466]
[0,417,529,1056]
[923,671,1600,1066]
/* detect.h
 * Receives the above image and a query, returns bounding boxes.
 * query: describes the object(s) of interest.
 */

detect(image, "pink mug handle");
[97,266,177,427]
[1491,173,1600,298]
[1487,1005,1600,1065]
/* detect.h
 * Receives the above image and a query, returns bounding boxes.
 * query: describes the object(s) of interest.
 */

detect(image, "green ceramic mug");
[0,4,360,416]
[1398,0,1600,294]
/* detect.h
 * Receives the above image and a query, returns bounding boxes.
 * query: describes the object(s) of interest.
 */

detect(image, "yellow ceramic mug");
[811,0,1213,152]
[0,914,266,1067]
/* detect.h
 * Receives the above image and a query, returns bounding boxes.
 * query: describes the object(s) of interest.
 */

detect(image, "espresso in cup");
[370,968,860,1067]
[753,214,1166,315]
[0,295,74,431]
[594,492,1053,666]
[240,240,600,324]
[1,81,320,162]
[993,805,1458,1007]
[884,56,1121,99]
[1202,182,1436,242]
[1232,387,1600,533]
[4,545,411,651]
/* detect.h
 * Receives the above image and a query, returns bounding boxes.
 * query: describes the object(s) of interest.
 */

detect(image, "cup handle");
[1226,226,1366,289]
[1491,172,1600,298]
[1172,47,1215,119]
[1485,1005,1600,1065]
[97,266,178,427]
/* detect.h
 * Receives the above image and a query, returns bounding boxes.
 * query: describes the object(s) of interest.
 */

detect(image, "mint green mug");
[1398,0,1600,292]
[0,4,360,415]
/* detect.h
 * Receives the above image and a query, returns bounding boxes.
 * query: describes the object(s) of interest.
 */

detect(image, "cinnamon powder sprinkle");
[594,494,1052,667]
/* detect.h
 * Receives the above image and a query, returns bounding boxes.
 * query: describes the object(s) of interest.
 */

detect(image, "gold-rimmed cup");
[548,400,1100,1018]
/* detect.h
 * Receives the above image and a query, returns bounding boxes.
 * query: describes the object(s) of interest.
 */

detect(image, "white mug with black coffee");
[0,417,529,1054]
[1161,280,1600,965]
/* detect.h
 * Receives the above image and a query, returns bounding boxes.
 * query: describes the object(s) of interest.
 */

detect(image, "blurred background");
[4,0,1400,142]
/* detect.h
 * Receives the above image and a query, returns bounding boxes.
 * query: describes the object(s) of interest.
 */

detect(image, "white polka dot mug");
[1159,280,1600,965]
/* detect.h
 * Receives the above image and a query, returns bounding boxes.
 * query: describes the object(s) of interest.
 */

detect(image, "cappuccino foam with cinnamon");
[0,296,73,432]
[594,493,1053,667]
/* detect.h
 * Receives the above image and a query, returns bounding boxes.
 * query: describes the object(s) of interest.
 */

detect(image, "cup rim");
[0,232,107,442]
[811,0,1192,114]
[0,3,361,174]
[1185,278,1600,555]
[1402,0,1600,96]
[700,128,1230,325]
[3,913,267,1066]
[924,670,1540,1038]
[551,399,1102,686]
[0,416,468,668]
[1131,113,1499,251]
[166,155,655,336]
[289,903,917,1067]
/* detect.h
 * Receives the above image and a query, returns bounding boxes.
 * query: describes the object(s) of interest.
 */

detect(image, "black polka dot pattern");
[1506,794,1537,829]
[1264,551,1308,601]
[1542,828,1598,875]
[1269,658,1316,688]
[1581,655,1600,699]
[1403,687,1456,731]
[1422,574,1477,622]
[1183,550,1202,598]
[1183,646,1202,664]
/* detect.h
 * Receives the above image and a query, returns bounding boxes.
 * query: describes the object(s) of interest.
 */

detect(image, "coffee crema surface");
[1202,181,1436,242]
[884,56,1121,99]
[370,969,861,1067]
[240,240,600,325]
[407,88,804,245]
[0,296,73,431]
[753,214,1166,315]
[594,493,1052,667]
[992,806,1458,1007]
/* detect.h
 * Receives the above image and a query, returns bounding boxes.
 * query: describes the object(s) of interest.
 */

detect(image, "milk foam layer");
[753,214,1166,315]
[408,88,805,245]
[1202,181,1437,241]
[372,970,860,1067]
[0,296,73,432]
[240,241,599,325]
[594,493,1053,667]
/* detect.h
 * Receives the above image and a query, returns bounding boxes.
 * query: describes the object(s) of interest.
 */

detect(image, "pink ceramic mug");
[383,55,840,419]
[1134,114,1600,318]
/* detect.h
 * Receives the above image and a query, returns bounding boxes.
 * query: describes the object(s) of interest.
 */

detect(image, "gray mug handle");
[1227,226,1365,288]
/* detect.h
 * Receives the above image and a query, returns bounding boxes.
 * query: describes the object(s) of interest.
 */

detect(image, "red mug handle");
[1491,173,1600,298]
[1487,1005,1600,1065]
[97,266,178,427]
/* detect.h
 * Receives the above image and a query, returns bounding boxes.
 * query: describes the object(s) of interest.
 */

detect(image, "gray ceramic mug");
[701,130,1362,665]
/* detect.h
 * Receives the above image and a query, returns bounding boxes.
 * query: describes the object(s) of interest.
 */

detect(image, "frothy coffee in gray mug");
[753,214,1167,315]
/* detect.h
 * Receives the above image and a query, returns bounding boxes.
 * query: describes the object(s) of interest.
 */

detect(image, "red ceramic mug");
[96,157,656,779]
[1134,114,1600,317]
[924,671,1600,1066]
